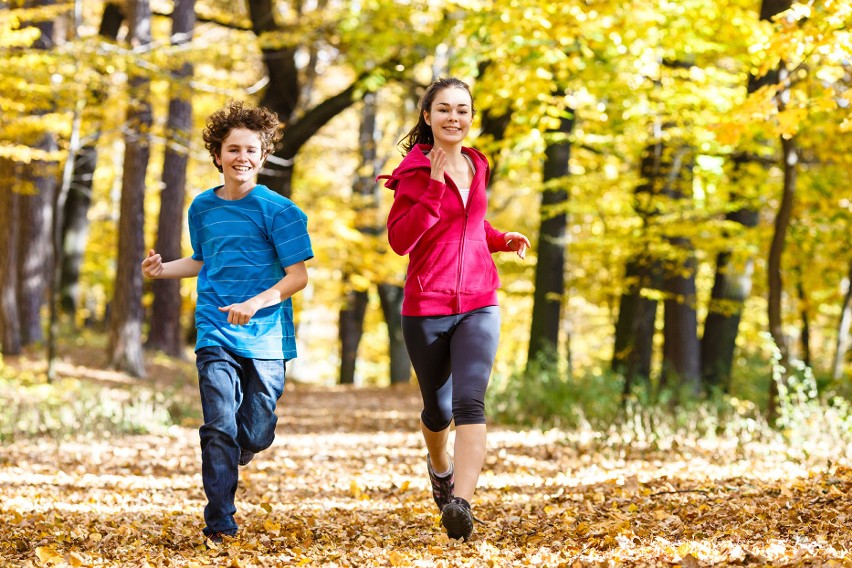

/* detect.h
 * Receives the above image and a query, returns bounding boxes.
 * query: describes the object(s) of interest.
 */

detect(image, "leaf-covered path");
[1,383,850,567]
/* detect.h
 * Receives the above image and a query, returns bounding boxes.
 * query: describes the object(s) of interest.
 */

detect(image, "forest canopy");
[0,0,851,422]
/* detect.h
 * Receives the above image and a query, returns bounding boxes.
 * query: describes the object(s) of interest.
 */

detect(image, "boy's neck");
[218,180,256,200]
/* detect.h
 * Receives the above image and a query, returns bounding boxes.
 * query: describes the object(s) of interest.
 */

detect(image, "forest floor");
[1,348,851,567]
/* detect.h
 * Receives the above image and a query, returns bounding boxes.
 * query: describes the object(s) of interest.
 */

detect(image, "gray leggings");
[402,306,501,431]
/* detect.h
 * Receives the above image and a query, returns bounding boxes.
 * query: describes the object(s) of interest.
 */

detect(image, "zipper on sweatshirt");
[456,209,469,313]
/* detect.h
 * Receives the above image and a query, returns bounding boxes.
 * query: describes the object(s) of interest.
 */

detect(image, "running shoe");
[239,449,255,466]
[426,454,454,512]
[441,496,474,541]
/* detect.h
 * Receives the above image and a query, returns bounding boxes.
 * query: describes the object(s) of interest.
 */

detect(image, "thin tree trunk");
[701,206,758,391]
[339,290,369,385]
[18,136,57,346]
[700,0,788,392]
[59,2,123,315]
[527,110,572,371]
[767,68,798,419]
[661,239,701,396]
[146,0,195,357]
[0,159,22,355]
[338,92,379,385]
[796,270,811,368]
[48,101,84,381]
[659,145,701,396]
[612,136,668,395]
[17,4,57,346]
[831,259,852,380]
[107,0,152,377]
[378,283,410,384]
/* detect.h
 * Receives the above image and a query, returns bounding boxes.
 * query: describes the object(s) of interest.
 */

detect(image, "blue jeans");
[195,346,286,536]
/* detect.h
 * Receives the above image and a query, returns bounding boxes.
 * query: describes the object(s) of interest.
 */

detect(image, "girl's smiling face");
[424,87,473,148]
[215,127,265,184]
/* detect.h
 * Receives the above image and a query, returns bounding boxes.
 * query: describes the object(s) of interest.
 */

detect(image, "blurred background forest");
[1,0,851,445]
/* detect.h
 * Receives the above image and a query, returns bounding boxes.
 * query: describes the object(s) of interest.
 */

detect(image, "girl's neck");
[432,141,463,156]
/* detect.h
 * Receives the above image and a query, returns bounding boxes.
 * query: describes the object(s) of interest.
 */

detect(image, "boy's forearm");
[250,263,309,310]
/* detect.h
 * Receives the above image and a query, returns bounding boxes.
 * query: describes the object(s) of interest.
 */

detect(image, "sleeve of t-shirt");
[188,201,203,262]
[271,201,314,268]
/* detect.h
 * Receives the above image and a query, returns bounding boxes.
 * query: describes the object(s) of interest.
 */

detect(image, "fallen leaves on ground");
[1,383,850,567]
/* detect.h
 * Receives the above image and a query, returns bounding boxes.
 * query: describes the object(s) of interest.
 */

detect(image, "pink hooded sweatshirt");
[382,144,512,316]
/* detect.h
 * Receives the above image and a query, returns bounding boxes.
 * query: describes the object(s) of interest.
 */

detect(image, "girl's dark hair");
[399,77,475,154]
[203,100,282,173]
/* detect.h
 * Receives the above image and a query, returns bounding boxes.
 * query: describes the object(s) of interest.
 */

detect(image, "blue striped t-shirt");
[188,184,313,360]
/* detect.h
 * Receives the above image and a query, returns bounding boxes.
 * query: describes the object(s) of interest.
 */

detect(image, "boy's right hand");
[141,249,163,279]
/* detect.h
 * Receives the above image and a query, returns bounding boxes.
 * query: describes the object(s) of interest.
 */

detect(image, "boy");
[141,100,313,544]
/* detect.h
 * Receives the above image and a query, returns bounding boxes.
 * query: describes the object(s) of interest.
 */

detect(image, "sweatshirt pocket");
[414,242,459,294]
[459,241,500,294]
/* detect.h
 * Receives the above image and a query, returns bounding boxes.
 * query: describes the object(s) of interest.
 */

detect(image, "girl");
[381,78,530,541]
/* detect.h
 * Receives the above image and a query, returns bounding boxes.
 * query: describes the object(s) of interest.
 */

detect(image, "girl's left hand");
[504,232,531,259]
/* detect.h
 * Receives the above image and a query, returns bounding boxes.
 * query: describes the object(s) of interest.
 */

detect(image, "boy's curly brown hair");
[202,100,282,173]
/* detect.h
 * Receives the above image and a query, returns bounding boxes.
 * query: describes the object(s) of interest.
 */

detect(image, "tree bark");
[527,110,572,371]
[659,146,701,396]
[146,0,195,357]
[0,159,22,355]
[767,100,798,420]
[17,140,57,346]
[59,3,123,315]
[661,238,701,396]
[338,92,380,385]
[700,0,789,391]
[339,290,369,385]
[60,145,95,314]
[701,206,758,391]
[612,137,668,394]
[831,259,852,380]
[107,0,152,377]
[378,283,410,384]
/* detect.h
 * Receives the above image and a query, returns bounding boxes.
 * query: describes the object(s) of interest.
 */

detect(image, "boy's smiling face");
[216,127,265,185]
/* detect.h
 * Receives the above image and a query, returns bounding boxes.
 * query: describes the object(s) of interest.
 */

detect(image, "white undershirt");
[458,154,475,206]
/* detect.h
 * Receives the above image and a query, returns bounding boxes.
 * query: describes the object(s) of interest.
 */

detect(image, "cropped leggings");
[402,305,500,432]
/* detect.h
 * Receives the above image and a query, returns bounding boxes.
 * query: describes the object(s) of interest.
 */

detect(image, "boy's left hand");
[218,301,259,326]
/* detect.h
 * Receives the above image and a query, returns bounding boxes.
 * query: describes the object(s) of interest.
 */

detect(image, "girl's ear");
[423,109,431,126]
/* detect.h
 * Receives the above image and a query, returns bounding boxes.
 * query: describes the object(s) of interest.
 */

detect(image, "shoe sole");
[441,503,473,541]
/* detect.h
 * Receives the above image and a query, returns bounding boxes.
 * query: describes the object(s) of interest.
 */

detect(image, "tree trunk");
[796,271,811,368]
[767,90,797,420]
[612,136,669,394]
[831,259,852,380]
[661,238,701,396]
[659,146,701,396]
[701,206,758,391]
[339,289,369,385]
[338,92,379,385]
[527,110,572,371]
[107,0,152,377]
[0,159,22,355]
[700,0,789,391]
[378,283,410,384]
[15,8,57,347]
[60,145,95,314]
[146,0,195,357]
[612,256,659,393]
[59,3,123,315]
[18,138,57,349]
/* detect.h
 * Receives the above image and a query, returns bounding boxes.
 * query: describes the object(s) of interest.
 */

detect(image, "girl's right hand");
[429,147,446,182]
